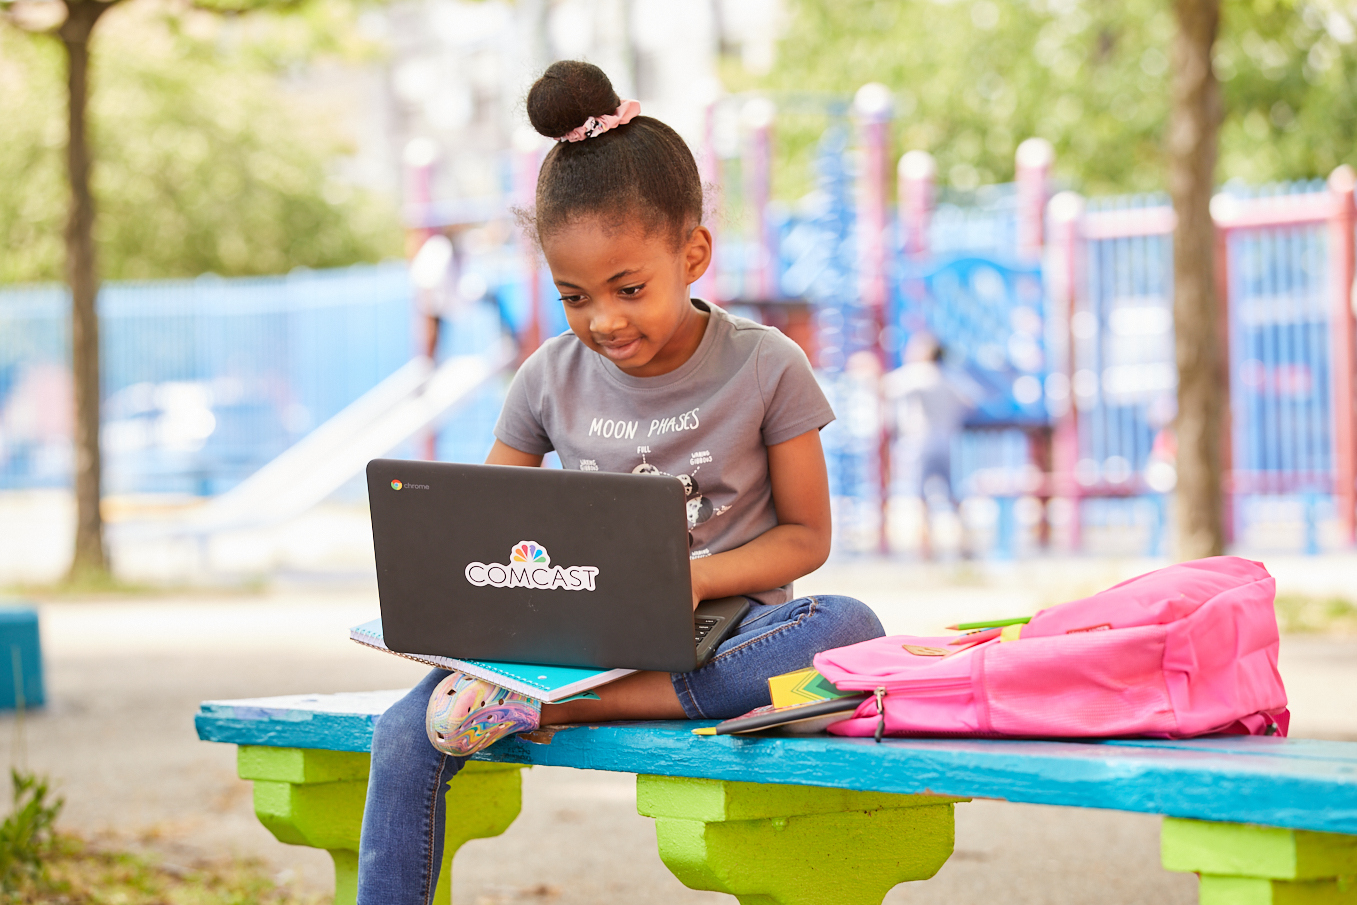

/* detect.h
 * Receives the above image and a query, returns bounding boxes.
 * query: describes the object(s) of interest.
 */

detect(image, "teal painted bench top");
[196,689,1357,835]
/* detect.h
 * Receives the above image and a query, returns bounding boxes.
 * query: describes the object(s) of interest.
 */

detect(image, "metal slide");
[115,344,513,538]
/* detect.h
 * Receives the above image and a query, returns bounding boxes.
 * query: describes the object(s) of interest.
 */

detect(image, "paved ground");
[3,556,1353,905]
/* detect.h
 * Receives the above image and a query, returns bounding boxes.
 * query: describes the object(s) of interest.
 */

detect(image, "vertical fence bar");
[1304,225,1325,485]
[1327,165,1357,544]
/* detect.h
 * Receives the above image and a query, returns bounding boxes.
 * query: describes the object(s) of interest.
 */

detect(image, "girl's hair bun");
[527,60,703,247]
[527,61,621,140]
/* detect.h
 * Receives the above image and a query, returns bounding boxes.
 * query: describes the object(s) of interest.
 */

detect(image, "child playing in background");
[884,332,977,559]
[355,61,884,904]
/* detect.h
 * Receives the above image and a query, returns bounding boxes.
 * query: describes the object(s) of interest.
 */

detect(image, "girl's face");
[542,216,712,378]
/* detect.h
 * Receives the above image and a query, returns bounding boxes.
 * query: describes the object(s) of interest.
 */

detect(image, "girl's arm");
[485,434,830,607]
[689,428,831,608]
[485,439,544,468]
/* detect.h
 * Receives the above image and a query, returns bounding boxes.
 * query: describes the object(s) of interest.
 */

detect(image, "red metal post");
[695,100,723,305]
[1048,191,1085,551]
[1016,139,1054,544]
[403,139,439,460]
[1327,165,1357,544]
[742,98,776,301]
[1015,138,1054,261]
[898,150,935,260]
[514,138,545,360]
[854,83,894,554]
[1214,212,1235,546]
[404,142,437,358]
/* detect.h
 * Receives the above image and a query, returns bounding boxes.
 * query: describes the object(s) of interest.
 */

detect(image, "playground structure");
[687,86,1357,558]
[2,84,1356,560]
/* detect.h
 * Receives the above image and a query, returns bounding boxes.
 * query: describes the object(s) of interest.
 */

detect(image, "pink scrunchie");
[556,99,641,143]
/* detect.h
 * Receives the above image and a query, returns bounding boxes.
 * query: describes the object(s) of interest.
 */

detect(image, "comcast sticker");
[465,541,599,591]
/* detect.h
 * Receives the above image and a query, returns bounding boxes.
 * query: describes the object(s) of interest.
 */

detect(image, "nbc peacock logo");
[510,541,549,566]
[465,540,599,592]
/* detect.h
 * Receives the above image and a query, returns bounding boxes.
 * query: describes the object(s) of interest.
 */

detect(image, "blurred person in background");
[884,332,976,560]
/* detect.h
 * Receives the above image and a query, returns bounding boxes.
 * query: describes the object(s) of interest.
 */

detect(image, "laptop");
[367,459,751,673]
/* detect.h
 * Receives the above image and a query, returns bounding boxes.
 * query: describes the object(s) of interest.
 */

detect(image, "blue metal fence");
[4,161,1347,557]
[710,116,1348,554]
[0,264,507,496]
[1073,182,1342,552]
[1225,186,1334,493]
[1079,195,1176,490]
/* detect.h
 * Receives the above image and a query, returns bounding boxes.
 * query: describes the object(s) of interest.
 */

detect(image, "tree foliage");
[730,0,1357,199]
[0,0,402,285]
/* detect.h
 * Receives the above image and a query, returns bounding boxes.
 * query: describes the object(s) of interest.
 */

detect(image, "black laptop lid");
[367,459,699,672]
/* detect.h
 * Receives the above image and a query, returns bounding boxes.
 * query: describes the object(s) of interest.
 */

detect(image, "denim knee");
[671,594,884,720]
[371,669,447,763]
[806,594,886,647]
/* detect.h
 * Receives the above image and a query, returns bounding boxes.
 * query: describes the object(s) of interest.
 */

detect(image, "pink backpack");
[814,556,1290,740]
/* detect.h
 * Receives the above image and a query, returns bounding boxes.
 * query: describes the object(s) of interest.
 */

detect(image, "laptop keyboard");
[694,617,720,644]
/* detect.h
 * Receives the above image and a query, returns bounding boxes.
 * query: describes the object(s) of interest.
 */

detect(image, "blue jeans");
[355,594,884,904]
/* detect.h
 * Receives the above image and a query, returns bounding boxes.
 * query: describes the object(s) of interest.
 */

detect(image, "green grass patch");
[2,768,319,904]
[7,834,328,904]
[1,769,63,894]
[1274,593,1357,635]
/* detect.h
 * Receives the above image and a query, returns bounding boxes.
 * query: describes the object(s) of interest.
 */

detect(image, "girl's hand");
[690,557,711,611]
[488,434,831,608]
[686,429,831,605]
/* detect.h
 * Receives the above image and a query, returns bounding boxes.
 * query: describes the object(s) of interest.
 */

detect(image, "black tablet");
[712,693,870,736]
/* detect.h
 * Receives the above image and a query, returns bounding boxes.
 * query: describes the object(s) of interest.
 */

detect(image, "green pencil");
[946,616,1033,632]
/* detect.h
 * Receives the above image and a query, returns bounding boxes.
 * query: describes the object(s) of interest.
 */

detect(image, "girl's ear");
[682,225,713,286]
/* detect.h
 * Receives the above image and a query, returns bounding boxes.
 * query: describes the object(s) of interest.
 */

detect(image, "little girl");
[356,60,885,903]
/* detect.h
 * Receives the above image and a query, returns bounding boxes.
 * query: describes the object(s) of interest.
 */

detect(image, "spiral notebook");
[349,618,635,703]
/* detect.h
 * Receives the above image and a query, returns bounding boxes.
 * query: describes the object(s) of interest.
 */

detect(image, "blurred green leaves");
[1217,0,1357,184]
[731,0,1357,198]
[0,0,402,284]
[0,770,63,893]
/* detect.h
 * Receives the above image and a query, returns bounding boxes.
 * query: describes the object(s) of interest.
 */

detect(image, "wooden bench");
[196,689,1357,905]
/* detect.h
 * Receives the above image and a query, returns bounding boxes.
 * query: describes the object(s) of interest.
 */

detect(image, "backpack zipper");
[836,675,974,695]
[874,687,886,743]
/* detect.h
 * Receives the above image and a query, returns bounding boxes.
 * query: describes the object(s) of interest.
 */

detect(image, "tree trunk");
[59,0,114,582]
[1169,0,1225,561]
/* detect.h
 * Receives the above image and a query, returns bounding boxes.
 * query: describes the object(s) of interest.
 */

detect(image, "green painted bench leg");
[636,775,963,905]
[237,746,524,904]
[434,760,524,904]
[1162,818,1357,904]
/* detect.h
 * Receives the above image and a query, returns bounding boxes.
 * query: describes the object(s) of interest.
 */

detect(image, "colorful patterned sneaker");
[425,671,541,756]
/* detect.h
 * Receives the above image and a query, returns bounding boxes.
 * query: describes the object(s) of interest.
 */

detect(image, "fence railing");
[8,113,1357,561]
[0,264,505,496]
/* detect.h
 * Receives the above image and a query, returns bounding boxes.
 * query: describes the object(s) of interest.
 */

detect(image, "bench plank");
[196,692,1357,836]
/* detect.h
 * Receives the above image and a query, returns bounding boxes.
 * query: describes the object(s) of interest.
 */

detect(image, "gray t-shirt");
[494,301,835,606]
